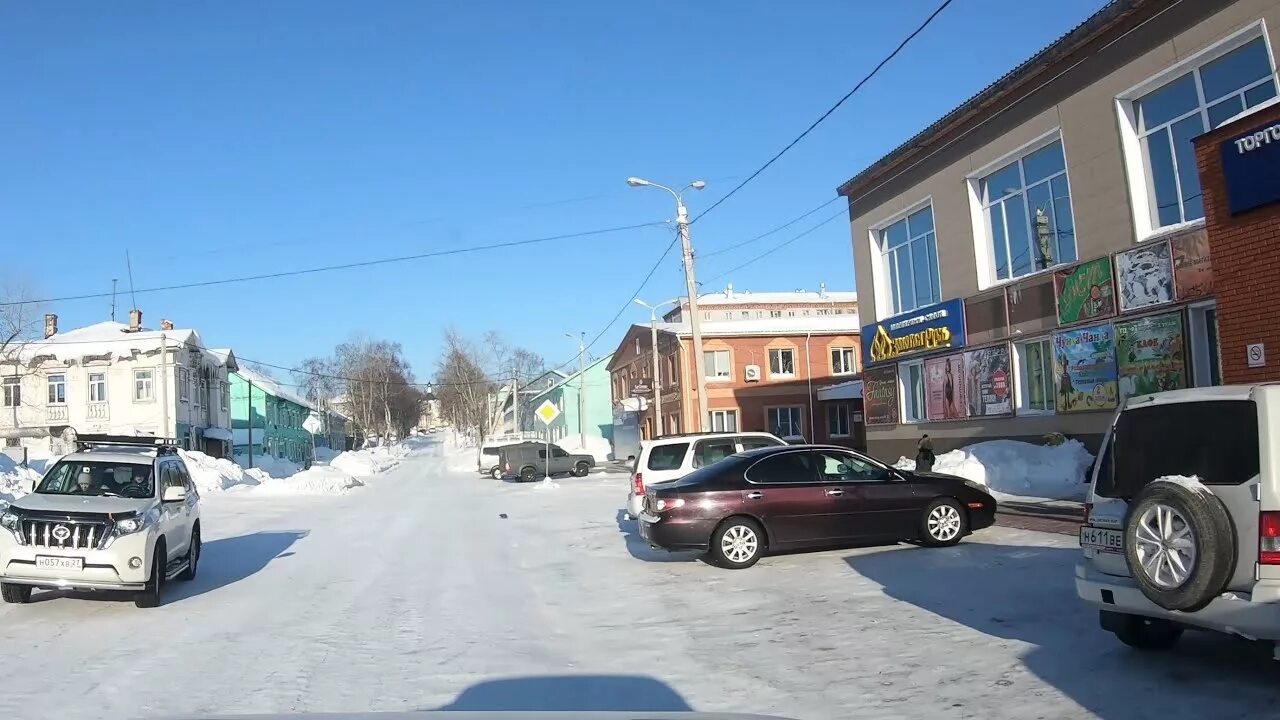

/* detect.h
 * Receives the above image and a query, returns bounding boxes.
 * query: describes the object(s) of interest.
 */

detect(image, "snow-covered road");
[3,438,1277,719]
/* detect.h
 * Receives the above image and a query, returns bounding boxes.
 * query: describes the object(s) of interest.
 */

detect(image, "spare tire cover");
[1124,479,1235,612]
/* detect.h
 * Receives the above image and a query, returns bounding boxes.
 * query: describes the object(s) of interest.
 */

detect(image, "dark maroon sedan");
[636,444,997,568]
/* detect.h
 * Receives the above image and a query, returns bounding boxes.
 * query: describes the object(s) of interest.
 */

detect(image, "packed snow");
[554,434,613,463]
[253,465,365,495]
[0,454,42,505]
[894,439,1094,502]
[1152,474,1211,495]
[180,450,262,493]
[235,453,303,480]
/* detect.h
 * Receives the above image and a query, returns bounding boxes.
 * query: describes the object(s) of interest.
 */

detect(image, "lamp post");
[634,298,679,437]
[627,176,710,431]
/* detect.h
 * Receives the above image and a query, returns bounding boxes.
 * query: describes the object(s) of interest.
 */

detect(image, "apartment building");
[663,284,857,323]
[839,0,1278,459]
[608,315,864,448]
[0,312,237,455]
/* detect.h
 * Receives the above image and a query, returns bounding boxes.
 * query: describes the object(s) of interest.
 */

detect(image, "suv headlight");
[0,511,19,532]
[114,510,157,536]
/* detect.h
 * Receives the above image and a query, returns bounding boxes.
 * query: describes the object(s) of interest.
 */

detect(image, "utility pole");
[247,380,253,469]
[576,332,586,448]
[648,309,663,436]
[511,376,520,437]
[677,203,710,431]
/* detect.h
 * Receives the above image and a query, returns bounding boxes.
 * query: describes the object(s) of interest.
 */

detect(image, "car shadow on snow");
[433,674,692,712]
[845,542,1280,718]
[614,509,703,564]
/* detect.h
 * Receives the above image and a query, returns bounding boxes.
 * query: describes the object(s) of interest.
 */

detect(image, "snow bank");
[313,446,340,463]
[253,466,364,496]
[179,450,261,493]
[233,454,302,480]
[554,435,613,463]
[894,439,1094,502]
[331,450,396,477]
[0,454,42,506]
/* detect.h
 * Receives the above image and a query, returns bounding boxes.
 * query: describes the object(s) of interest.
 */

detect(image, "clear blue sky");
[0,0,1104,381]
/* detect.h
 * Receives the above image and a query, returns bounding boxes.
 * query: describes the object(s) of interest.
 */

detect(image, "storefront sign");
[1222,120,1280,214]
[862,365,899,426]
[1116,313,1186,400]
[925,353,967,422]
[1055,257,1116,325]
[1053,323,1118,413]
[1115,241,1173,312]
[1171,228,1214,300]
[964,345,1012,417]
[862,298,966,367]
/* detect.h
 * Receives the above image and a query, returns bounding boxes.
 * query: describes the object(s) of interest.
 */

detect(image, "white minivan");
[625,432,785,518]
[1077,385,1280,656]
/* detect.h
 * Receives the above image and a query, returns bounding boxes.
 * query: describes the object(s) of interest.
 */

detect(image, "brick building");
[608,315,864,448]
[1194,100,1280,384]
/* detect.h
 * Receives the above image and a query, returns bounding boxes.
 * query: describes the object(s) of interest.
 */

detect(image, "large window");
[899,360,925,423]
[646,443,688,471]
[1133,35,1276,229]
[827,404,850,438]
[879,205,941,315]
[708,409,738,432]
[2,377,19,408]
[704,350,731,380]
[46,373,66,405]
[178,367,190,402]
[133,370,154,402]
[831,347,857,375]
[1015,338,1055,414]
[767,406,804,439]
[88,373,107,403]
[768,348,795,377]
[980,139,1076,281]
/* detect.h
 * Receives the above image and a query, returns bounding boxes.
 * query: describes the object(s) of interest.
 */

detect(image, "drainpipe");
[805,332,814,443]
[160,334,169,441]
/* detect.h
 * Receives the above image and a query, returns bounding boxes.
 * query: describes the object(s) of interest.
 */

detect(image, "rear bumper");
[1076,562,1280,640]
[637,512,715,551]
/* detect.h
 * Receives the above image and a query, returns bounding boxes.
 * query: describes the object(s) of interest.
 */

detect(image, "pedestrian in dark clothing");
[916,434,935,473]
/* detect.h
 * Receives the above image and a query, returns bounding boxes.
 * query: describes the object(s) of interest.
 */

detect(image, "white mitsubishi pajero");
[0,435,202,608]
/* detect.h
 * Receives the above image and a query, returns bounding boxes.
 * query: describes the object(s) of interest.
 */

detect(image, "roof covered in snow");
[7,320,226,367]
[233,366,315,410]
[650,315,861,338]
[693,289,857,306]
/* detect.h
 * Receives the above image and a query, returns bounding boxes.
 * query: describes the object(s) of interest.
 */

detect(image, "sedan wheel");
[710,518,764,569]
[922,499,966,547]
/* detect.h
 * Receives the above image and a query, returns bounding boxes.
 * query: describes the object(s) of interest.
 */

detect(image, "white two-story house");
[0,311,238,456]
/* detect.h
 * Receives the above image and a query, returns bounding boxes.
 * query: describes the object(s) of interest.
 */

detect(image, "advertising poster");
[1116,313,1187,400]
[1115,241,1174,312]
[1055,257,1116,325]
[1053,324,1118,413]
[1171,229,1213,300]
[862,365,899,426]
[925,353,968,421]
[964,345,1012,417]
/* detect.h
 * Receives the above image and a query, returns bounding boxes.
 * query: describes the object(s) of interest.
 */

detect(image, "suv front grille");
[21,519,110,550]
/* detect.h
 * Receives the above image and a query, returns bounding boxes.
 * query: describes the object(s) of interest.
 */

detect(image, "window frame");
[1116,22,1278,240]
[178,367,190,403]
[867,197,941,316]
[827,403,851,438]
[46,373,67,406]
[767,347,796,378]
[813,448,895,483]
[133,369,155,403]
[704,349,732,381]
[88,372,107,404]
[1013,337,1056,416]
[765,405,805,439]
[830,346,858,375]
[898,359,926,424]
[708,408,739,432]
[2,376,20,408]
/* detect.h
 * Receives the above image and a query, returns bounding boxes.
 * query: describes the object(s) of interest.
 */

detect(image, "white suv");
[626,432,785,518]
[1077,385,1280,655]
[0,436,202,608]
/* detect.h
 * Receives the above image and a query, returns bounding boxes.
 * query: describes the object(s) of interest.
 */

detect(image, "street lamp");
[627,176,710,431]
[634,298,679,436]
[565,332,586,449]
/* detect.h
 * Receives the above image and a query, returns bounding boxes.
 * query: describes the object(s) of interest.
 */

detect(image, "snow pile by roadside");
[314,446,340,463]
[253,466,364,496]
[554,435,613,463]
[893,439,1094,502]
[179,450,262,493]
[330,449,398,477]
[234,453,302,480]
[0,455,42,505]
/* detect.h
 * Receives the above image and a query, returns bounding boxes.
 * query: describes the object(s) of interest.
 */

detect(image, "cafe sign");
[861,298,966,367]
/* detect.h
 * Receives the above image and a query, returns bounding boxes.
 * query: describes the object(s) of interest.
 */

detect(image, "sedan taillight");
[654,497,685,512]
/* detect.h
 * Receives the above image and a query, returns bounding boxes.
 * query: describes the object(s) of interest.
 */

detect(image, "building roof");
[233,365,315,411]
[528,354,613,400]
[691,287,857,306]
[836,0,1153,200]
[7,320,226,367]
[650,314,861,338]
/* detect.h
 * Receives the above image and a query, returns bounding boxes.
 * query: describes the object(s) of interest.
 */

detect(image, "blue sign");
[1221,119,1280,215]
[861,298,967,368]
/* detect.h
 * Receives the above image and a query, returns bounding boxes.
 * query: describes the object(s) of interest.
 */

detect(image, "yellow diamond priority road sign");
[535,400,561,426]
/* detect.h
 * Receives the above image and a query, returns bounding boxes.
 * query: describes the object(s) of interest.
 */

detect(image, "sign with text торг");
[861,298,966,368]
[1222,119,1280,215]
[534,400,561,426]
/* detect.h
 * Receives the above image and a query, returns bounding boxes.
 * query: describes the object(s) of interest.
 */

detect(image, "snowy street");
[2,437,1277,720]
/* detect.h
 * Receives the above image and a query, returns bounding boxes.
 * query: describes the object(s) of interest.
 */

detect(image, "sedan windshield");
[37,460,155,498]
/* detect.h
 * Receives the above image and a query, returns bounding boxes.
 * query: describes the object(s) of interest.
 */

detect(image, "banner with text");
[1055,256,1116,326]
[1116,312,1187,400]
[964,345,1012,417]
[1053,323,1118,413]
[862,365,900,426]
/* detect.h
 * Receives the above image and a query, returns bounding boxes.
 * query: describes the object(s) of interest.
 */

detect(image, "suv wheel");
[134,545,165,608]
[709,517,764,569]
[490,466,503,480]
[1103,611,1183,650]
[0,582,31,604]
[573,461,591,477]
[178,526,200,581]
[519,466,537,483]
[1124,479,1234,612]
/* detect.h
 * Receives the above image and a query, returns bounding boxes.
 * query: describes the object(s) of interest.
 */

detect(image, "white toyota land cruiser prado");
[0,434,202,608]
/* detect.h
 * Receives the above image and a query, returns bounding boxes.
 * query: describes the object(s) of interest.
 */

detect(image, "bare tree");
[331,336,422,444]
[0,282,45,360]
[435,329,494,443]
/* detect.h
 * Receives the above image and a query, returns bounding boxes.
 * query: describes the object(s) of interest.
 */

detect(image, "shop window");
[899,360,926,423]
[1015,338,1055,414]
[1187,301,1223,387]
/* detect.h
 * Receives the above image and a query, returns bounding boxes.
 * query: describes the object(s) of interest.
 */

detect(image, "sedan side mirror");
[163,486,187,503]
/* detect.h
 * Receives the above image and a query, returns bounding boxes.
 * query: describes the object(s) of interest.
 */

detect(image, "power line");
[702,200,852,283]
[2,221,665,308]
[691,0,955,223]
[697,196,843,260]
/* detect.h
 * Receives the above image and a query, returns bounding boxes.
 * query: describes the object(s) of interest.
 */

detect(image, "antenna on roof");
[125,251,138,311]
[110,279,118,321]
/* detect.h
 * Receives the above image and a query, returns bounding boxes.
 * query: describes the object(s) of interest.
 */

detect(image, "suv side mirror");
[163,486,187,503]
[20,478,35,494]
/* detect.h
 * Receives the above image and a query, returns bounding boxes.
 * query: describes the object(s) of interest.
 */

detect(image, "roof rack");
[653,430,776,440]
[74,434,181,456]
